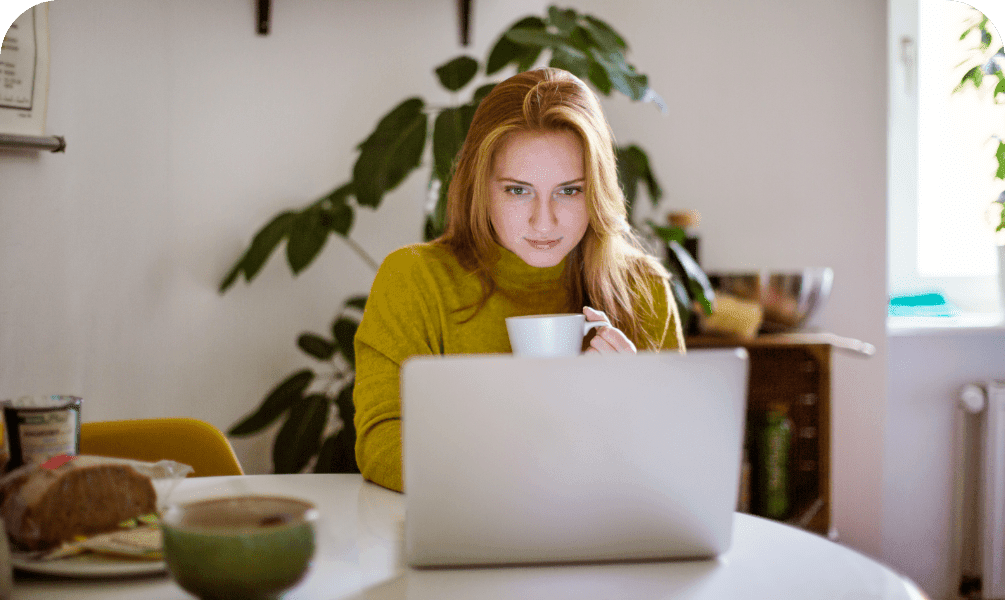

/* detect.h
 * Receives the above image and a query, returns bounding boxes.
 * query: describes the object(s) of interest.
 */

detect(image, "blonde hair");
[436,68,679,350]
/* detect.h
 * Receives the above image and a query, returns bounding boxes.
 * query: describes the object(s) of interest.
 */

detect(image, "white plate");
[11,551,166,578]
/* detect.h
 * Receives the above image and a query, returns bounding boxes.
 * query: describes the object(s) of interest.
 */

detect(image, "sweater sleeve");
[352,247,443,493]
[352,346,405,492]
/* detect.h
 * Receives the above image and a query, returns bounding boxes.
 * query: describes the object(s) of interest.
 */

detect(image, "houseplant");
[222,6,714,474]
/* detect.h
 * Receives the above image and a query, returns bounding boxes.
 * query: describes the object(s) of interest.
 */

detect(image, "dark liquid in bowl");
[176,496,312,529]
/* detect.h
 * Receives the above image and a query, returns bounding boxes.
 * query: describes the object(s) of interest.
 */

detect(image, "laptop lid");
[401,348,749,567]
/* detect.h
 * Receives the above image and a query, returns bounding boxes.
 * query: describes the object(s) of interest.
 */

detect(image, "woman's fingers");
[582,306,636,354]
[583,306,608,323]
[588,324,637,354]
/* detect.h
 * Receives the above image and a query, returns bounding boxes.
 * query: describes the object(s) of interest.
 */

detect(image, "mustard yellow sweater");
[352,242,680,492]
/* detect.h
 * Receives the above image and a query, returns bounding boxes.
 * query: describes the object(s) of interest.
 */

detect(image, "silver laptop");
[401,348,749,567]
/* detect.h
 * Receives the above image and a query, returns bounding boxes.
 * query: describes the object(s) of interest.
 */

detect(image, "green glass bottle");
[760,404,791,519]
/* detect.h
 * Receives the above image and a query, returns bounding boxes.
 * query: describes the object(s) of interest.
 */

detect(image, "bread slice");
[0,456,157,550]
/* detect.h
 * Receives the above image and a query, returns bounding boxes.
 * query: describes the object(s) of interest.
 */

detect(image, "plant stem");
[344,236,380,272]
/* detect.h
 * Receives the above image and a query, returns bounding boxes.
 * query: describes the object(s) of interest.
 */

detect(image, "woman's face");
[488,129,589,268]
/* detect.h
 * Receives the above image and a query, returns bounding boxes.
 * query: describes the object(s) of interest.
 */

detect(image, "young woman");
[353,67,684,492]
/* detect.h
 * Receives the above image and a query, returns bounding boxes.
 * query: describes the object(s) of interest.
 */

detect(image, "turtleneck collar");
[492,243,567,290]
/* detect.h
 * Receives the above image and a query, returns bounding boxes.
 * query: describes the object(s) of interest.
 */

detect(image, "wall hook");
[457,0,472,46]
[257,0,271,35]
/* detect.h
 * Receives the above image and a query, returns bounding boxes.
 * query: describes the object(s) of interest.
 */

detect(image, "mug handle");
[582,319,609,335]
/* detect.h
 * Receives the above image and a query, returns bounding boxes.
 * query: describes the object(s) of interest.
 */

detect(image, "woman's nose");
[529,198,557,232]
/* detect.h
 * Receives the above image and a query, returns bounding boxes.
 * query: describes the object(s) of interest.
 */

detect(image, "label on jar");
[16,410,78,459]
[2,396,82,471]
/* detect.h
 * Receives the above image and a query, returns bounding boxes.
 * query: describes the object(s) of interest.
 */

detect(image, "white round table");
[12,474,927,600]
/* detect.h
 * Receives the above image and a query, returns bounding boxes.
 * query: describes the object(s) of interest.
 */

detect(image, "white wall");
[2,0,889,562]
[884,331,1005,598]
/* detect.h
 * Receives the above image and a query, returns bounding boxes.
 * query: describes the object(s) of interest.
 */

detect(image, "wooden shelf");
[686,332,875,356]
[687,331,873,537]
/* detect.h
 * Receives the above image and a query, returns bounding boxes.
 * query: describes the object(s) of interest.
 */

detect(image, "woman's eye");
[505,186,530,196]
[557,187,583,197]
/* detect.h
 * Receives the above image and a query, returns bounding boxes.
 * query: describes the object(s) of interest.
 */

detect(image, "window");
[889,0,1005,314]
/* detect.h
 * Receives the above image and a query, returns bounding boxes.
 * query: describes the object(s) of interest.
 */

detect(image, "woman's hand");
[583,306,637,354]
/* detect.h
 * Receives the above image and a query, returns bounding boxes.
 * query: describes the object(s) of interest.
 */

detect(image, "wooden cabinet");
[686,332,874,537]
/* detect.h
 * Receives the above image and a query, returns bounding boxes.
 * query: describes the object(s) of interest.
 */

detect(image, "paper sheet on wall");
[0,4,49,136]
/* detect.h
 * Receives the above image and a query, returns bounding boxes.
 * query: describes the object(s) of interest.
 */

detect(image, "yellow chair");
[79,418,244,477]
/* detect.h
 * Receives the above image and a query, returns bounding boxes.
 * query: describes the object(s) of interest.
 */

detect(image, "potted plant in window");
[220,6,714,474]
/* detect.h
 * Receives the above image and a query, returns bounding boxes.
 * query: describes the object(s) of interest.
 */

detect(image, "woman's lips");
[526,238,561,250]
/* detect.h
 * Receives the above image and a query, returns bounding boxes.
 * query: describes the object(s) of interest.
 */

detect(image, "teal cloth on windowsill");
[888,292,961,317]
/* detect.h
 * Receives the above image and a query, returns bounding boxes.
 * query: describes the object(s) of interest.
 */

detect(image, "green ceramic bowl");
[160,495,318,600]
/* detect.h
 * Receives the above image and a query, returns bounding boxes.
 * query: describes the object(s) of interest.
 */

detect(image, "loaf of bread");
[0,455,157,550]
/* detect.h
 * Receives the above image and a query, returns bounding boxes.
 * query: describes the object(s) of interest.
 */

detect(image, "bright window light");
[917,0,1001,278]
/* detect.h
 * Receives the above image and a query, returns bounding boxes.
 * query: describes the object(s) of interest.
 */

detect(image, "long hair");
[435,68,678,350]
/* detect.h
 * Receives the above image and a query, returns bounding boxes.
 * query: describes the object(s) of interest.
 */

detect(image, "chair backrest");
[79,418,244,477]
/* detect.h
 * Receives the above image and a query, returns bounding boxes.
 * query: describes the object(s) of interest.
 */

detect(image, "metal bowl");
[708,268,834,333]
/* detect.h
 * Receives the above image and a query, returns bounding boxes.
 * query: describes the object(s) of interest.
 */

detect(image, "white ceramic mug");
[505,313,610,358]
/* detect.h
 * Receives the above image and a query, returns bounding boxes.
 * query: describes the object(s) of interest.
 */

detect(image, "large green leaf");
[997,141,1005,180]
[586,57,613,95]
[435,56,479,92]
[298,332,336,361]
[222,185,355,290]
[329,429,360,473]
[547,6,578,35]
[433,104,477,184]
[506,28,569,48]
[616,145,663,219]
[333,384,358,472]
[956,65,983,92]
[425,174,450,241]
[549,46,590,80]
[344,295,368,311]
[667,240,715,315]
[430,98,478,232]
[219,211,297,292]
[353,98,428,208]
[334,379,355,422]
[273,393,329,474]
[617,145,641,212]
[516,48,545,72]
[668,275,692,334]
[332,316,359,368]
[688,279,714,315]
[485,16,546,75]
[286,206,329,274]
[229,369,314,436]
[647,221,686,245]
[313,432,339,473]
[566,25,593,53]
[472,83,497,104]
[581,15,627,52]
[314,428,359,474]
[315,383,359,474]
[320,182,355,236]
[590,48,649,101]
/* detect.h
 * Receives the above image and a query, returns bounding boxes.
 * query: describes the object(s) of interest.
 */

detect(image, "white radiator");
[954,380,1005,599]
